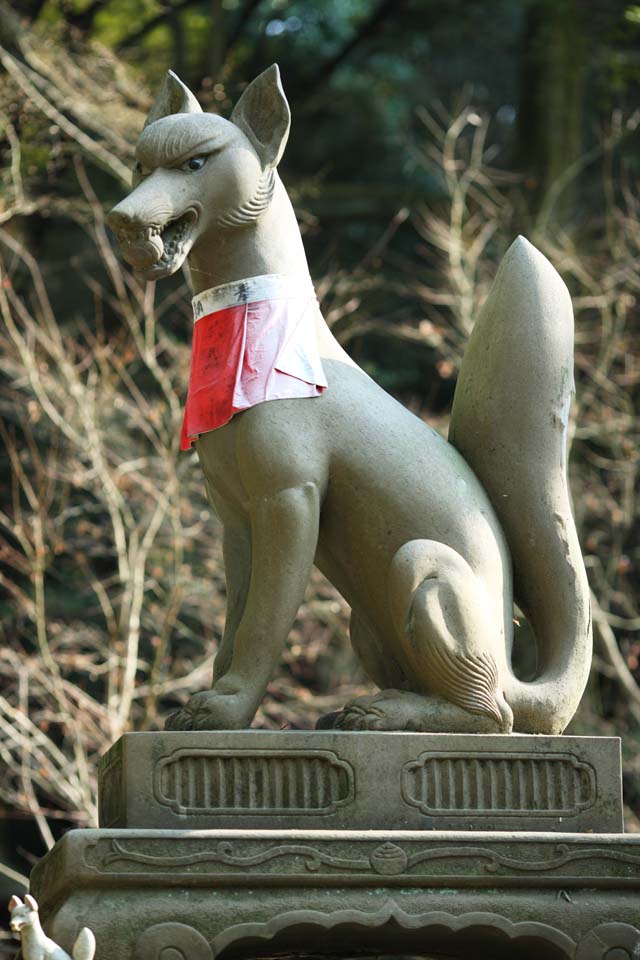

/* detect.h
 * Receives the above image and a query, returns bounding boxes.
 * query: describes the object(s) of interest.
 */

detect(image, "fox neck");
[19,923,44,947]
[186,175,358,370]
[187,176,309,295]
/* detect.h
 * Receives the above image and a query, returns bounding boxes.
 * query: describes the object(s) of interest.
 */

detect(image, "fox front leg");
[168,481,320,730]
[212,503,252,683]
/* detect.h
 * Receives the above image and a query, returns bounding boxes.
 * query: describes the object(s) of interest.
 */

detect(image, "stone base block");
[31,827,640,960]
[98,730,623,833]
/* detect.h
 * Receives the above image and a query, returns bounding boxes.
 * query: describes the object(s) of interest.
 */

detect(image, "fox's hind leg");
[335,539,513,733]
[392,539,513,731]
[316,611,409,729]
[349,610,410,689]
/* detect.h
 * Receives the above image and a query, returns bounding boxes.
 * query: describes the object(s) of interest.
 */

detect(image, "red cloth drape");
[180,288,327,450]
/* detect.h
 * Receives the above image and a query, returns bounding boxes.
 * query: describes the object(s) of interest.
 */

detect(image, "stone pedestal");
[31,732,640,960]
[97,731,623,833]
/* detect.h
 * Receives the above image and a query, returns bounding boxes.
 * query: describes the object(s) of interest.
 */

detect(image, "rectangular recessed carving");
[154,749,354,816]
[402,752,596,817]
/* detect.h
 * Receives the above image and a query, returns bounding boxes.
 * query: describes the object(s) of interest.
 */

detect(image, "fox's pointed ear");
[231,64,290,168]
[144,71,202,128]
[9,896,23,911]
[24,895,38,911]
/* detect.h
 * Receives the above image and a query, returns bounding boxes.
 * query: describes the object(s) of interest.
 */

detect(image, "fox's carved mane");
[217,168,276,227]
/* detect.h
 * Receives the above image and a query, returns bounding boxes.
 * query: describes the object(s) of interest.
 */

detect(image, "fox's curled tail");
[449,236,591,734]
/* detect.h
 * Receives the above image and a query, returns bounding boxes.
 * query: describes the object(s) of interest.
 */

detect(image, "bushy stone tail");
[449,236,592,734]
[72,928,96,960]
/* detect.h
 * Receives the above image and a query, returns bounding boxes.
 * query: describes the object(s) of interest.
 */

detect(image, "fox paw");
[165,687,254,731]
[333,690,425,731]
[329,689,508,734]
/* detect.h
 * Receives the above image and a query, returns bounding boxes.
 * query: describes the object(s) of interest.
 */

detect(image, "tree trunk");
[516,0,588,216]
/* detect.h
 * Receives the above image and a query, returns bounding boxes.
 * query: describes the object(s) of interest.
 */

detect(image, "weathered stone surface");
[30,827,640,960]
[98,731,623,833]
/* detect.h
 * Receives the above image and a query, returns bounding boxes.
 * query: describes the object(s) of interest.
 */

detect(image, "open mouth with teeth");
[120,208,199,279]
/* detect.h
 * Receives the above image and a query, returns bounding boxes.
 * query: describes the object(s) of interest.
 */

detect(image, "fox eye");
[186,156,207,171]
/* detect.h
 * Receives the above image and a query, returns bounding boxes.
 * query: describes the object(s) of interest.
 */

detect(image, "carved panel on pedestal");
[402,751,596,817]
[210,901,577,960]
[129,914,640,960]
[153,749,354,816]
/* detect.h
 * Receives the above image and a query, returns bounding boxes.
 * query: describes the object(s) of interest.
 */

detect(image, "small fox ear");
[9,896,23,911]
[231,64,290,169]
[144,71,202,128]
[24,895,38,911]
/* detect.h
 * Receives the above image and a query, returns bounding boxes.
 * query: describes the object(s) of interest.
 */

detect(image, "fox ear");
[9,896,23,911]
[24,895,38,912]
[144,71,202,128]
[231,63,290,169]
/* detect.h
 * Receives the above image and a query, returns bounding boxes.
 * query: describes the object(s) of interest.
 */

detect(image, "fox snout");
[107,190,200,279]
[106,208,151,241]
[106,208,165,270]
[9,911,34,934]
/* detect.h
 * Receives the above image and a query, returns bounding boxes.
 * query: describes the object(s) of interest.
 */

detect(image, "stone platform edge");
[31,827,640,903]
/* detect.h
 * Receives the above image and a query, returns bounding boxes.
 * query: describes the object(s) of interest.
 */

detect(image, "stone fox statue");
[107,65,591,735]
[9,895,95,960]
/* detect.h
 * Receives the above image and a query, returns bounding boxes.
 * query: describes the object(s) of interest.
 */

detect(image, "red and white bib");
[180,274,328,450]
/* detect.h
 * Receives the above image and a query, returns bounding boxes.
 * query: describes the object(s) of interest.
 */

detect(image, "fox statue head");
[8,895,39,936]
[107,65,291,281]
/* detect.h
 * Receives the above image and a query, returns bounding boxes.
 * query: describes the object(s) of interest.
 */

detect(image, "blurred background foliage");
[0,0,639,912]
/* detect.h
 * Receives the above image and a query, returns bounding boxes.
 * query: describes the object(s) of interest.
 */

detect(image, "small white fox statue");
[9,895,96,960]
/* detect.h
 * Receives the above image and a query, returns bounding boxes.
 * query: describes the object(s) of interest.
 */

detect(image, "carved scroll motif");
[135,924,212,960]
[88,837,640,886]
[575,921,640,959]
